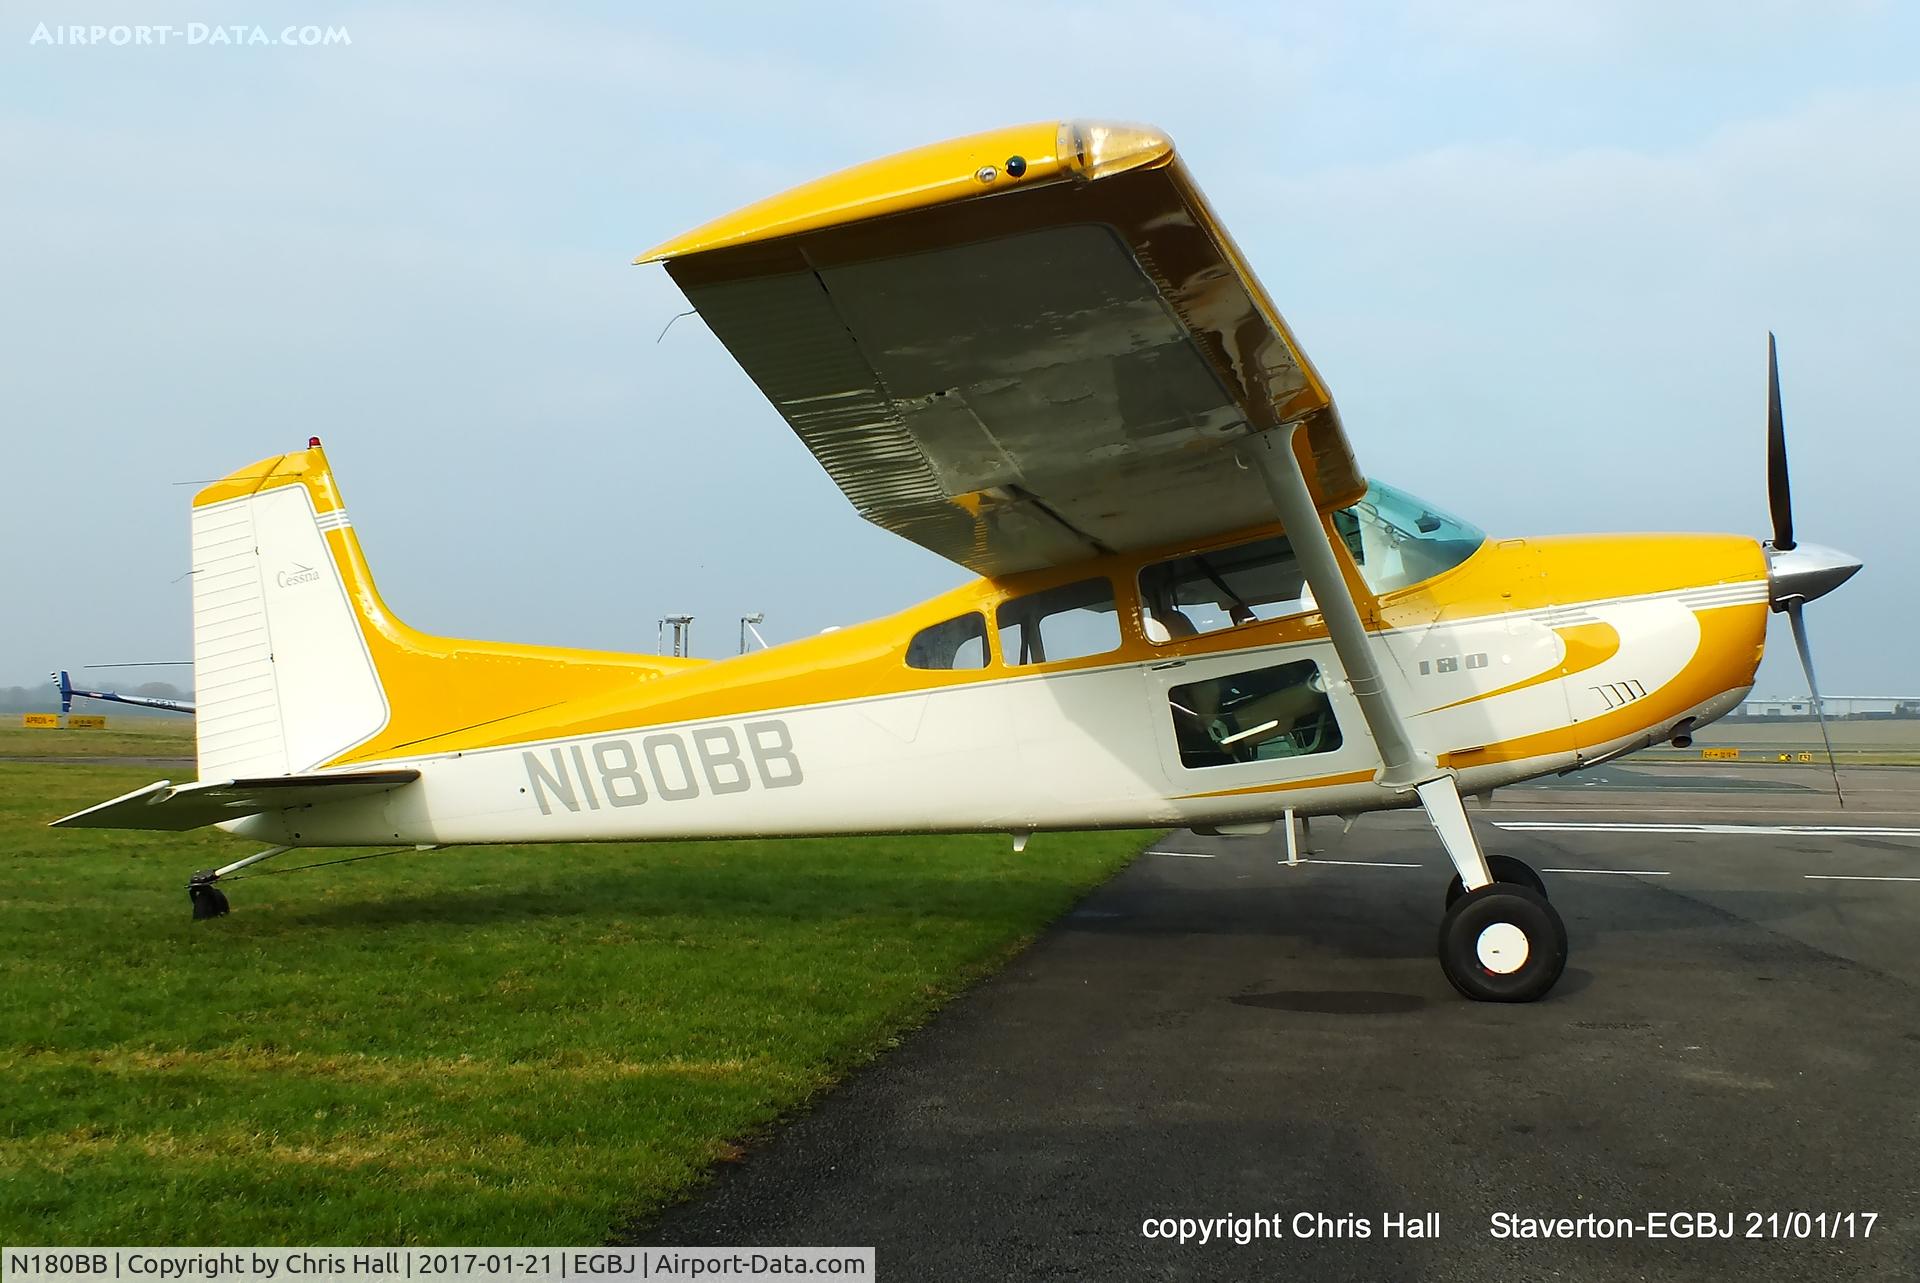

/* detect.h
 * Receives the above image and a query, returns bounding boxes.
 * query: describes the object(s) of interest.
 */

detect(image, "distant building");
[1735,695,1920,719]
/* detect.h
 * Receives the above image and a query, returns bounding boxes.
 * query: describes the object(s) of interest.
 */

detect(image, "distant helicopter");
[52,667,195,715]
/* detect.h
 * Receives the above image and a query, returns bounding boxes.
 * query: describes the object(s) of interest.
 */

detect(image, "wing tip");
[634,119,1174,266]
[50,780,175,829]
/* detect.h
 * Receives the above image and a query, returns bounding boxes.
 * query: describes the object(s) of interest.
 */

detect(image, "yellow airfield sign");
[1701,747,1739,761]
[66,714,107,729]
[22,713,60,728]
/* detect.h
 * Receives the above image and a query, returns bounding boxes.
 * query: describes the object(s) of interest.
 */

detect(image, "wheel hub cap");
[1476,922,1530,974]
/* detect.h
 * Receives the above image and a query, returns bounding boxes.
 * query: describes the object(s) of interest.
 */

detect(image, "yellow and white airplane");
[56,121,1861,1002]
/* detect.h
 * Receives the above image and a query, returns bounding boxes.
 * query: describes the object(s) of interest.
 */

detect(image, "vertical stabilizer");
[190,444,388,778]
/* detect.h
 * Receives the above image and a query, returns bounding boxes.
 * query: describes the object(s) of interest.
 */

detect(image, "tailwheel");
[1438,884,1567,1003]
[1444,853,1547,908]
[188,873,230,920]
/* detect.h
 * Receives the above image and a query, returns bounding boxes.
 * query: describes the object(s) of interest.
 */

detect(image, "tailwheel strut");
[186,845,293,920]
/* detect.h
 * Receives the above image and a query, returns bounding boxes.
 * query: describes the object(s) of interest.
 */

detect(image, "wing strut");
[1241,426,1492,891]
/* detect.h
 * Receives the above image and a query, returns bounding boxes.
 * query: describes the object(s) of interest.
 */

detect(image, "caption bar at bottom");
[3,1250,874,1282]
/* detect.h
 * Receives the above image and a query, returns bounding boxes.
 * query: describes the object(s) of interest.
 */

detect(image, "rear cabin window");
[997,578,1122,666]
[906,613,989,670]
[1138,536,1313,643]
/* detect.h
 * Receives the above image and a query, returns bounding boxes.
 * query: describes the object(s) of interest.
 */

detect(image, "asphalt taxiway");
[628,763,1920,1281]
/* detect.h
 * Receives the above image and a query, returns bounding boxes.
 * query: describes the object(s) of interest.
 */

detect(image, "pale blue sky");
[3,1,1916,696]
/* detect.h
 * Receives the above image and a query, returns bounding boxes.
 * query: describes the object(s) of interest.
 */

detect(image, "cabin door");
[1145,642,1373,799]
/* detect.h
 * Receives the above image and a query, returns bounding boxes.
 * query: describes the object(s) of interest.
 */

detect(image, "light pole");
[662,614,694,657]
[739,613,766,654]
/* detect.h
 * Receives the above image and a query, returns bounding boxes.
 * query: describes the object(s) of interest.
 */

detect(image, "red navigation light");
[308,437,322,448]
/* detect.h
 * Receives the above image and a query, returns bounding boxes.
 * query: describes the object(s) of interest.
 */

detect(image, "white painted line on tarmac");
[1494,821,1920,837]
[1482,808,1920,818]
[1148,850,1215,858]
[1804,874,1920,883]
[1291,858,1425,869]
[1539,868,1671,876]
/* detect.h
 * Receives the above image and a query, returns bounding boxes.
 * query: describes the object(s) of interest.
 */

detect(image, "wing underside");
[644,121,1363,577]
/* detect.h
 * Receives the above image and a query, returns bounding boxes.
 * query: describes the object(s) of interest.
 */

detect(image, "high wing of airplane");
[637,122,1361,577]
[53,120,1862,1002]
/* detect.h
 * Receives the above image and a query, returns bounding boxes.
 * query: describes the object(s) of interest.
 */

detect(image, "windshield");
[1334,480,1486,595]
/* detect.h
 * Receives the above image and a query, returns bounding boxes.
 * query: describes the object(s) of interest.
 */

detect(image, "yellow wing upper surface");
[641,120,1363,577]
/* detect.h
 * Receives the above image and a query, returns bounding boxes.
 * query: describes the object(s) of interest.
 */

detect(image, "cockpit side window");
[1138,481,1488,643]
[1138,536,1315,643]
[906,612,989,670]
[997,578,1121,667]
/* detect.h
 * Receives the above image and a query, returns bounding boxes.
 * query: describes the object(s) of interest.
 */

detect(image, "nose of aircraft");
[1766,542,1862,611]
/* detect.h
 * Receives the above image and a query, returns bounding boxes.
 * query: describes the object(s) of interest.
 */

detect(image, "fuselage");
[226,481,1769,849]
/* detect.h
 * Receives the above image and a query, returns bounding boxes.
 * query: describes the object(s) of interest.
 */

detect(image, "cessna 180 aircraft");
[55,121,1862,1002]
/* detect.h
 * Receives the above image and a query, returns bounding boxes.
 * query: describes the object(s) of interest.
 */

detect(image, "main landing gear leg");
[188,845,293,920]
[1242,426,1568,1002]
[1419,777,1566,1002]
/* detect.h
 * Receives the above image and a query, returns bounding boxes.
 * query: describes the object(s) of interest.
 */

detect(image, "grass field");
[0,718,195,759]
[0,756,1148,1244]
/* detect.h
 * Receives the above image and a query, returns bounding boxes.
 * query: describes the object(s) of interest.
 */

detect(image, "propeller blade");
[1767,332,1795,551]
[1786,601,1844,807]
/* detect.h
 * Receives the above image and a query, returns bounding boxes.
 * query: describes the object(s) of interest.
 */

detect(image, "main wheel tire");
[1437,884,1567,1002]
[1444,853,1548,908]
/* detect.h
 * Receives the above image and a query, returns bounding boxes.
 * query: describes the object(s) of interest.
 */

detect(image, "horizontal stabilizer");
[50,769,420,831]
